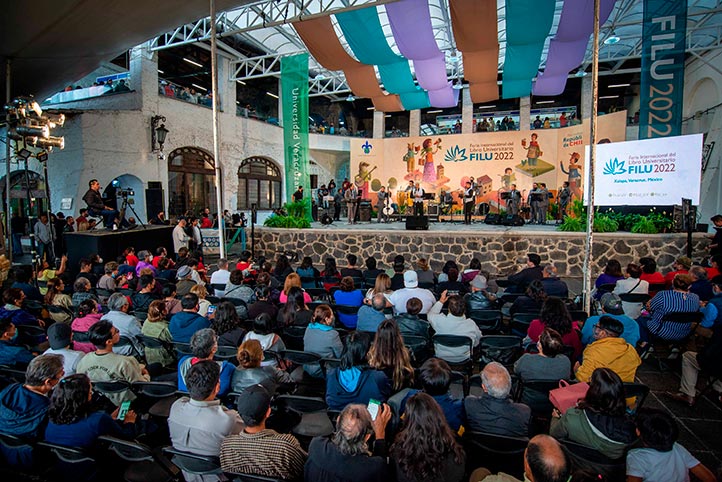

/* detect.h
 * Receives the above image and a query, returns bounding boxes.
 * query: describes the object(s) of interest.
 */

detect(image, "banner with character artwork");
[350,110,627,213]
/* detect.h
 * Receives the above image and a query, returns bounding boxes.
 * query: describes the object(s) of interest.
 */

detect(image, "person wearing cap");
[220,385,306,479]
[664,256,691,288]
[540,264,568,299]
[427,290,482,364]
[175,265,197,297]
[172,217,190,255]
[506,253,543,293]
[464,274,497,313]
[574,316,641,383]
[169,360,243,482]
[612,263,649,320]
[0,318,35,367]
[169,293,211,344]
[580,293,640,348]
[43,323,85,375]
[388,271,437,315]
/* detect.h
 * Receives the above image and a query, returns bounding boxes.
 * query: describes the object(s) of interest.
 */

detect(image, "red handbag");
[549,380,589,414]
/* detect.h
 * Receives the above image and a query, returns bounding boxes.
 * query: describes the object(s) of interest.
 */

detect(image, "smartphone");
[117,400,132,421]
[207,305,216,315]
[367,398,381,421]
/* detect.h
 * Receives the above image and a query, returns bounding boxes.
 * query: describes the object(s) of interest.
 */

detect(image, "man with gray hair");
[100,292,143,356]
[541,264,568,299]
[356,293,389,333]
[304,402,392,481]
[177,328,234,396]
[210,258,231,297]
[464,362,531,437]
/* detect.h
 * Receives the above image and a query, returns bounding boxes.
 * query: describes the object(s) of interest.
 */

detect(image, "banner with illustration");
[639,0,687,139]
[281,53,312,221]
[584,133,703,206]
[350,110,626,212]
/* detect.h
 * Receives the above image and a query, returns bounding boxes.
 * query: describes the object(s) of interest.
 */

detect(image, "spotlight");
[29,136,65,149]
[16,124,50,139]
[346,95,355,102]
[604,30,620,45]
[44,113,65,128]
[36,151,49,162]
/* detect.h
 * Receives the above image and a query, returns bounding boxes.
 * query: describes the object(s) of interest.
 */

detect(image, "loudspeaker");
[145,188,164,220]
[501,214,524,226]
[484,213,501,225]
[406,215,429,230]
[673,204,697,232]
[321,213,333,225]
[148,181,162,190]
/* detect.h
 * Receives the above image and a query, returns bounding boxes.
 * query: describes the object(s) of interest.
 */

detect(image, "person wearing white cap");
[388,271,437,315]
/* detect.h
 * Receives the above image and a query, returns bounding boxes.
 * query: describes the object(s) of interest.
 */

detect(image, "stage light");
[346,95,355,102]
[16,124,49,139]
[30,136,65,149]
[604,30,620,45]
[44,113,65,128]
[36,151,49,162]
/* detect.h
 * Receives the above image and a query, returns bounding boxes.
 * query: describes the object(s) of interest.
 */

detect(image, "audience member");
[141,300,175,368]
[541,264,569,299]
[580,293,640,347]
[305,403,391,482]
[242,313,286,366]
[667,319,722,406]
[220,385,306,479]
[296,256,321,288]
[402,358,464,432]
[223,269,254,303]
[11,265,42,301]
[334,276,365,328]
[43,323,85,375]
[43,278,73,324]
[340,254,363,279]
[612,263,649,319]
[169,293,211,343]
[175,266,197,296]
[357,293,388,333]
[277,287,312,327]
[465,362,531,437]
[273,254,294,281]
[465,274,497,312]
[303,304,343,378]
[211,301,247,347]
[247,285,278,321]
[575,316,641,383]
[689,265,714,301]
[190,284,211,317]
[162,283,182,315]
[71,277,97,308]
[471,435,569,482]
[437,267,468,297]
[177,328,234,396]
[390,259,406,291]
[640,274,699,345]
[131,274,159,311]
[0,288,41,327]
[507,253,543,293]
[664,256,691,287]
[527,297,582,359]
[101,292,143,356]
[231,339,293,395]
[514,328,571,409]
[326,331,391,410]
[395,297,430,340]
[364,273,393,302]
[280,273,312,304]
[393,393,466,482]
[71,300,103,353]
[551,368,636,459]
[320,257,342,291]
[594,259,625,299]
[0,318,34,366]
[368,319,414,391]
[428,291,482,364]
[362,256,384,283]
[209,258,231,296]
[415,258,437,286]
[389,271,437,315]
[510,280,548,317]
[639,257,665,286]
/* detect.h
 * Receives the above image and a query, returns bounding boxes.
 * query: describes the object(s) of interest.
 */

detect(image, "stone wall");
[255,227,710,279]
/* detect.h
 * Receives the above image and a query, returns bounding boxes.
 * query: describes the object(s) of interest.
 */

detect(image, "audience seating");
[162,446,223,477]
[559,439,626,480]
[468,309,503,333]
[0,432,35,469]
[618,293,651,304]
[209,283,226,296]
[116,335,144,360]
[462,431,529,479]
[432,334,475,375]
[305,288,329,301]
[568,310,589,325]
[226,471,291,482]
[281,325,306,351]
[173,342,193,357]
[402,334,431,366]
[479,335,523,369]
[92,380,132,398]
[214,345,238,361]
[131,381,181,417]
[275,394,334,438]
[98,435,178,482]
[649,311,704,370]
[510,313,538,337]
[37,440,98,481]
[623,382,650,414]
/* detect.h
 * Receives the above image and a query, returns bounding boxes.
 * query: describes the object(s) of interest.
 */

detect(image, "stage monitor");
[584,133,702,206]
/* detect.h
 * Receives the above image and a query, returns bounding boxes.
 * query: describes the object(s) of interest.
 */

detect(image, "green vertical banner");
[281,53,312,221]
[639,0,687,139]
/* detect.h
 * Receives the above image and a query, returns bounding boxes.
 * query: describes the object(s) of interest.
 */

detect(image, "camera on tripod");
[118,188,135,198]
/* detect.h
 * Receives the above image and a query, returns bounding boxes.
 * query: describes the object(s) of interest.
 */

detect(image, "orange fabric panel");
[372,95,404,112]
[293,17,356,71]
[461,50,498,83]
[469,82,499,104]
[345,65,385,99]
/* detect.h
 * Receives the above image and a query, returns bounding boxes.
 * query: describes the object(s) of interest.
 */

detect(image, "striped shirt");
[648,290,700,340]
[220,429,306,479]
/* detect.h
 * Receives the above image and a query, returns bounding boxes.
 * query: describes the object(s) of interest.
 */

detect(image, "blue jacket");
[0,383,49,439]
[0,307,38,327]
[0,341,34,367]
[581,314,640,348]
[169,311,210,343]
[326,367,391,411]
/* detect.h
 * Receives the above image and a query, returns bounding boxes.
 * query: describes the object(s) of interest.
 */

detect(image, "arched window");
[237,157,282,210]
[167,147,217,216]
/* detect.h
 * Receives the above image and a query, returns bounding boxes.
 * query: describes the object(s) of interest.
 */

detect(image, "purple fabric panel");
[533,0,617,96]
[428,84,460,108]
[386,0,440,59]
[413,54,450,91]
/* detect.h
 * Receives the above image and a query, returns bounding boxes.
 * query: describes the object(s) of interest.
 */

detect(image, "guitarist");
[376,186,391,223]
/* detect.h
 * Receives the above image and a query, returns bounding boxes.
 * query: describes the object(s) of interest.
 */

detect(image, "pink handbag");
[549,380,589,414]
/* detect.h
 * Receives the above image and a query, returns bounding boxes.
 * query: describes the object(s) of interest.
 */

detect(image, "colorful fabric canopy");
[533,0,617,96]
[450,0,499,103]
[502,0,556,99]
[293,16,403,111]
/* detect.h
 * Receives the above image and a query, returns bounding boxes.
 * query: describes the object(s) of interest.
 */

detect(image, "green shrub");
[593,213,619,233]
[557,216,585,231]
[631,217,658,234]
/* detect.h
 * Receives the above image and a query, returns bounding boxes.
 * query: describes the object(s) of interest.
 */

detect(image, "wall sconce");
[151,114,169,152]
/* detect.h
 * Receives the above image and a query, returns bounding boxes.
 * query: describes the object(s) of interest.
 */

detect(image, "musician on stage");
[404,180,414,192]
[440,189,453,215]
[344,183,360,224]
[528,183,540,224]
[412,182,425,216]
[376,186,391,223]
[558,181,571,220]
[508,184,521,216]
[538,183,550,225]
[463,181,475,225]
[82,179,119,229]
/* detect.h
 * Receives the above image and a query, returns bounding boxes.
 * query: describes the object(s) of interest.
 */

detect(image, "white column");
[373,110,385,138]
[581,75,592,120]
[277,79,283,127]
[216,54,235,113]
[462,87,473,134]
[519,96,531,131]
[409,109,421,137]
[130,45,157,110]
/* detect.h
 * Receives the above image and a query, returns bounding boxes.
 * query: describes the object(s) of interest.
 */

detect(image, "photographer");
[81,179,119,229]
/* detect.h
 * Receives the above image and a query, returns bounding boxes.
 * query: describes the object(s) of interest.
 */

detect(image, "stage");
[252,220,709,282]
[64,225,174,274]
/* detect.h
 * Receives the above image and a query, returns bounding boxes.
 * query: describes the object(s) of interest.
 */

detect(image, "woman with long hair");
[303,304,343,378]
[527,297,581,358]
[141,300,175,368]
[230,339,293,395]
[550,367,637,459]
[162,283,182,315]
[45,374,136,448]
[273,254,293,281]
[277,287,313,328]
[365,273,393,302]
[509,279,548,317]
[296,256,320,288]
[279,273,312,304]
[415,258,436,286]
[320,257,342,291]
[391,392,465,482]
[241,313,286,366]
[71,299,103,353]
[44,278,73,323]
[247,285,278,321]
[368,319,414,391]
[212,301,247,347]
[594,259,625,299]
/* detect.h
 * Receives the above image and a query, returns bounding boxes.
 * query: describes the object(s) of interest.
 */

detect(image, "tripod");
[119,195,147,230]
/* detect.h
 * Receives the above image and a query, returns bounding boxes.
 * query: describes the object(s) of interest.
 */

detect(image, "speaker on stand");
[405,216,429,230]
[145,182,164,221]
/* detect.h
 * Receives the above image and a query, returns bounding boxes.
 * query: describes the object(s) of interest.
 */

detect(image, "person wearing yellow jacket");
[574,316,641,383]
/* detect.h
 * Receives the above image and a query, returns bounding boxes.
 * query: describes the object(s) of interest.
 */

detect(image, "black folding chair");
[173,341,193,357]
[618,293,650,304]
[432,334,474,375]
[510,313,538,337]
[215,344,238,361]
[306,288,329,301]
[99,435,178,482]
[276,395,333,438]
[210,283,226,296]
[37,441,98,481]
[462,431,529,479]
[281,325,307,351]
[559,439,626,480]
[479,335,523,369]
[92,380,132,398]
[162,446,222,476]
[116,335,144,360]
[401,334,431,367]
[515,378,566,417]
[623,382,650,414]
[334,304,361,329]
[468,309,503,333]
[568,310,589,325]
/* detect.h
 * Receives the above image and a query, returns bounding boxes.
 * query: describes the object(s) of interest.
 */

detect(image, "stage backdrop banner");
[639,0,688,139]
[584,133,703,206]
[281,53,312,220]
[350,111,626,213]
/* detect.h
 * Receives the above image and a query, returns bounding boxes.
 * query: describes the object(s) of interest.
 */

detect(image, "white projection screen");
[584,133,703,206]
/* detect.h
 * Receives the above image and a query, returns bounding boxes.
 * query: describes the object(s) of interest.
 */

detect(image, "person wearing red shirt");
[125,247,139,267]
[200,213,213,229]
[663,256,691,288]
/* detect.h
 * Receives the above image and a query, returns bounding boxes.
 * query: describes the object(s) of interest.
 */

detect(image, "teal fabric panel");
[378,61,417,95]
[399,90,431,110]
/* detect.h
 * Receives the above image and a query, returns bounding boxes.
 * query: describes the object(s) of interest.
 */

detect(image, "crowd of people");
[0,240,720,482]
